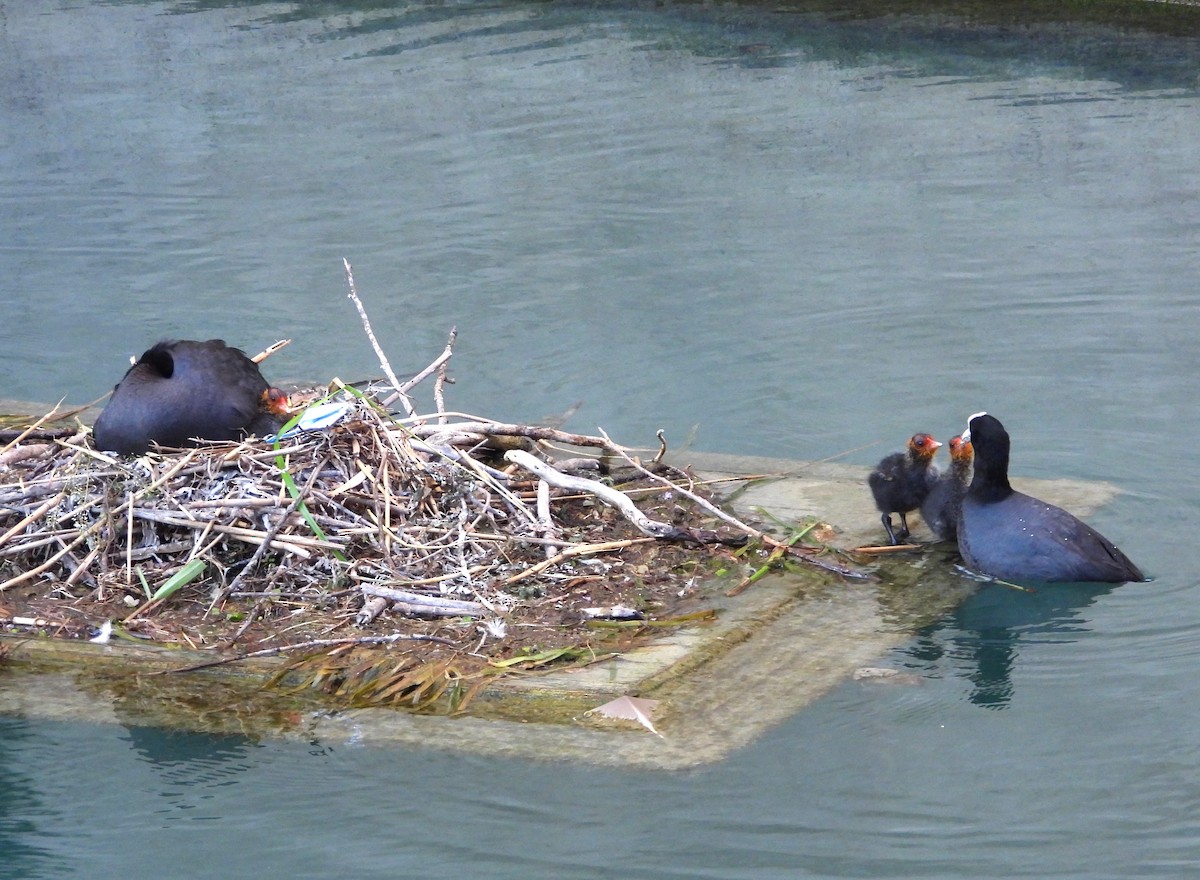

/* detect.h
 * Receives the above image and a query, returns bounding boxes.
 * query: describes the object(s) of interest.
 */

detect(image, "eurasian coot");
[957,412,1143,583]
[868,432,942,545]
[93,339,290,455]
[920,434,973,542]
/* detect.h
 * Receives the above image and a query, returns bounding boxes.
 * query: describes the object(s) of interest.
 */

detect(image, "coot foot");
[880,513,899,545]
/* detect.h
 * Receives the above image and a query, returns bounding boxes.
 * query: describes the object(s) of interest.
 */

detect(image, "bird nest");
[0,270,864,712]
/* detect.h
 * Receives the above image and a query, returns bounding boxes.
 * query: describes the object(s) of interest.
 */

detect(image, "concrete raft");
[0,450,1120,769]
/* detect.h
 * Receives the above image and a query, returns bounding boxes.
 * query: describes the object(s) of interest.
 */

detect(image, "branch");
[383,326,457,412]
[596,428,870,582]
[503,450,680,539]
[360,584,487,617]
[411,421,622,451]
[342,257,414,417]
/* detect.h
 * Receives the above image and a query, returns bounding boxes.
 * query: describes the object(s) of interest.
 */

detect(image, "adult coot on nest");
[958,412,1143,583]
[868,432,942,545]
[920,434,974,542]
[93,339,290,455]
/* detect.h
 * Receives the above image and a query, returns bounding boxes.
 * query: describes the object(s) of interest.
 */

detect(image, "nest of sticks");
[0,265,864,711]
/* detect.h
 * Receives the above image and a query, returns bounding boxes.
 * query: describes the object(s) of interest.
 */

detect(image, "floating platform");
[0,449,1119,769]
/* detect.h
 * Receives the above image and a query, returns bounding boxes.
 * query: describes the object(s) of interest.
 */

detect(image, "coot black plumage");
[93,339,290,455]
[868,432,942,545]
[957,412,1143,583]
[920,434,973,542]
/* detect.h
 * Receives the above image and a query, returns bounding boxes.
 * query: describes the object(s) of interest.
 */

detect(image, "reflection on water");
[902,579,1114,708]
[3,1,1200,878]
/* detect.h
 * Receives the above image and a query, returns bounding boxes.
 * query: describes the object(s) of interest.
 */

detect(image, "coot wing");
[959,492,1142,584]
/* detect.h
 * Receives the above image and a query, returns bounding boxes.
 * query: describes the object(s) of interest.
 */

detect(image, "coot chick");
[868,433,942,544]
[920,434,974,542]
[93,339,290,455]
[957,412,1143,583]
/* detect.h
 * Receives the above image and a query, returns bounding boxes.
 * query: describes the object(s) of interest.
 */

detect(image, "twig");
[209,491,309,614]
[0,444,53,466]
[0,490,67,553]
[433,328,455,424]
[504,537,656,586]
[409,421,623,451]
[250,339,291,363]
[130,509,342,555]
[384,326,457,413]
[504,450,682,539]
[595,428,868,582]
[360,584,487,617]
[0,449,202,592]
[342,257,413,416]
[597,428,753,533]
[536,479,561,559]
[0,402,64,457]
[654,429,668,464]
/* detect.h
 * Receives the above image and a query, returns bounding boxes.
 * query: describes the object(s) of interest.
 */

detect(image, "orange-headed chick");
[920,434,973,542]
[868,432,942,544]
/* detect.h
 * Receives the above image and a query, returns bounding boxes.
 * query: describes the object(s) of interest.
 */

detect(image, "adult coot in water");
[868,433,942,544]
[920,434,974,542]
[958,412,1143,583]
[93,339,290,455]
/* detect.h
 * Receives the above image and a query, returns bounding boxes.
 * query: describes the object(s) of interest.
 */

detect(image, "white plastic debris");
[267,400,354,442]
[89,620,113,644]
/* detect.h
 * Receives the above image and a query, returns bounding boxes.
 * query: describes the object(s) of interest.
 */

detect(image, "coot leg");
[880,513,899,545]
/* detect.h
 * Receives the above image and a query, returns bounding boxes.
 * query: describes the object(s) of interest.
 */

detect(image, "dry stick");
[595,428,870,583]
[129,509,339,555]
[536,479,561,560]
[504,537,656,586]
[64,542,103,588]
[409,421,620,451]
[367,423,405,555]
[123,540,194,560]
[0,531,85,556]
[1,528,96,590]
[250,339,291,364]
[342,257,414,417]
[125,488,135,586]
[349,565,491,588]
[0,402,64,457]
[504,450,681,539]
[381,449,392,558]
[454,446,536,526]
[209,491,309,617]
[0,490,67,553]
[0,444,53,466]
[154,633,460,675]
[356,596,390,627]
[596,428,754,535]
[653,429,668,464]
[0,449,202,592]
[360,584,487,616]
[383,326,458,414]
[399,326,456,397]
[433,330,455,424]
[408,437,512,483]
